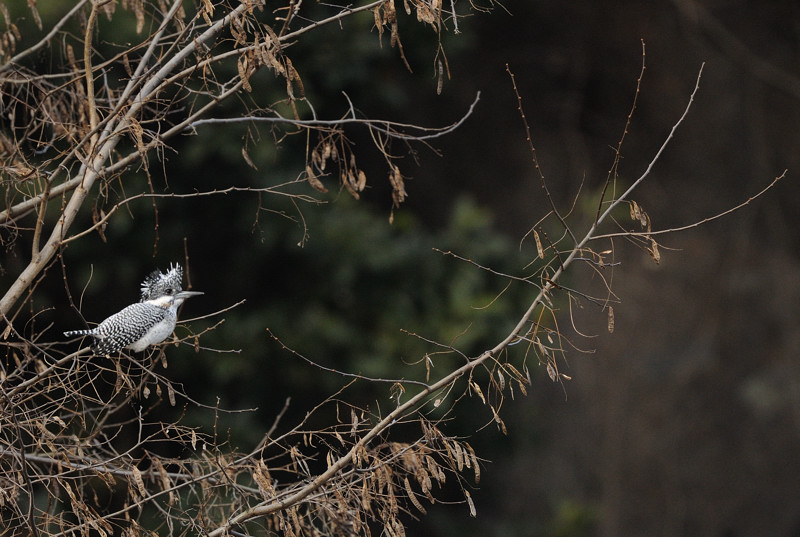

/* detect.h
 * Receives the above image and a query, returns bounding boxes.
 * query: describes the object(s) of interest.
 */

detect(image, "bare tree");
[0,2,783,536]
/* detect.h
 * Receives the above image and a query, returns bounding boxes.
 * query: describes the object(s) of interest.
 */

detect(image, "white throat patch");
[147,295,174,308]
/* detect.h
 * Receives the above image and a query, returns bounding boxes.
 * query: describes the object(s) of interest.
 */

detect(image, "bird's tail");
[64,329,95,337]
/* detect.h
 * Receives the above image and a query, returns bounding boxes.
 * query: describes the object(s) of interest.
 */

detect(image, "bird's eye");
[165,288,174,295]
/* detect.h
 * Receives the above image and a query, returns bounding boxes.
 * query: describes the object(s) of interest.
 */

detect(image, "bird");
[64,263,203,355]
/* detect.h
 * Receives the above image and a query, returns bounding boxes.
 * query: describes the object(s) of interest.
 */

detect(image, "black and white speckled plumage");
[140,264,184,302]
[64,264,202,355]
[65,302,174,354]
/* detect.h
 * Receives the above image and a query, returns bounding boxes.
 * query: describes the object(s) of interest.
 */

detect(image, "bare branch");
[591,170,786,241]
[0,0,90,71]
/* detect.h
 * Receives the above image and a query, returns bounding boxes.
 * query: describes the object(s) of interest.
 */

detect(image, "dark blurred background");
[6,1,800,535]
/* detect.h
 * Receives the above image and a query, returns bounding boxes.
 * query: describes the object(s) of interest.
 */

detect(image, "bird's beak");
[176,290,204,300]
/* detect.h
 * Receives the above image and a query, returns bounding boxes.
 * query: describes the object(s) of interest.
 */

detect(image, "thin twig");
[0,0,91,72]
[591,169,786,240]
[595,39,647,227]
[266,328,432,388]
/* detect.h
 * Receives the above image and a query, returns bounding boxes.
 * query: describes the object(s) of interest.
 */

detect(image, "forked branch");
[208,63,775,534]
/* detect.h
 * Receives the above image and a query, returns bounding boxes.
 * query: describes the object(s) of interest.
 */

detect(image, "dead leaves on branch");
[244,412,482,536]
[0,369,479,536]
[389,164,407,208]
[375,0,448,75]
[629,199,661,264]
[49,399,486,537]
[376,0,444,33]
[0,4,750,537]
[405,0,443,28]
[0,66,87,154]
[307,136,367,198]
[0,0,464,238]
[305,134,406,216]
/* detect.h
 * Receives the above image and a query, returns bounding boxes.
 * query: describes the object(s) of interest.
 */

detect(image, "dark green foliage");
[161,195,532,446]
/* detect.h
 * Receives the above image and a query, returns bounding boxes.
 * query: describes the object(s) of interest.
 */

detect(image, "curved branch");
[186,91,482,141]
[207,64,709,535]
[0,1,251,316]
[597,64,704,227]
[591,169,786,241]
[0,0,90,72]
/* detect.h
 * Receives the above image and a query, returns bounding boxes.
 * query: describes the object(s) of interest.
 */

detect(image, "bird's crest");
[140,263,184,302]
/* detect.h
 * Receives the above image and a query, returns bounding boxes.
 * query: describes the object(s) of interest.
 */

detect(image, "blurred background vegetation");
[4,1,800,536]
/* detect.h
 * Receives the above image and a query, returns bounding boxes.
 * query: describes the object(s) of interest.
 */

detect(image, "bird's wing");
[93,303,168,354]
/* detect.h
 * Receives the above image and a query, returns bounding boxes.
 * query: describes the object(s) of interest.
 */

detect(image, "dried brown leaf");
[114,360,124,392]
[503,362,527,383]
[535,337,547,357]
[351,408,359,436]
[533,229,544,259]
[376,462,387,492]
[27,0,42,31]
[427,455,445,483]
[466,443,480,483]
[122,53,132,77]
[415,2,436,25]
[546,362,557,382]
[254,460,274,496]
[517,379,527,396]
[361,474,372,511]
[498,417,507,435]
[201,0,214,21]
[133,0,145,34]
[289,505,302,536]
[496,369,505,391]
[374,5,383,39]
[238,56,251,92]
[465,489,477,517]
[608,306,615,333]
[650,238,661,264]
[342,170,360,199]
[418,466,432,495]
[129,118,145,153]
[452,441,464,471]
[286,58,305,98]
[405,476,426,514]
[471,381,486,404]
[242,146,257,170]
[389,165,407,206]
[51,415,66,428]
[132,466,146,497]
[152,457,175,505]
[387,474,398,514]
